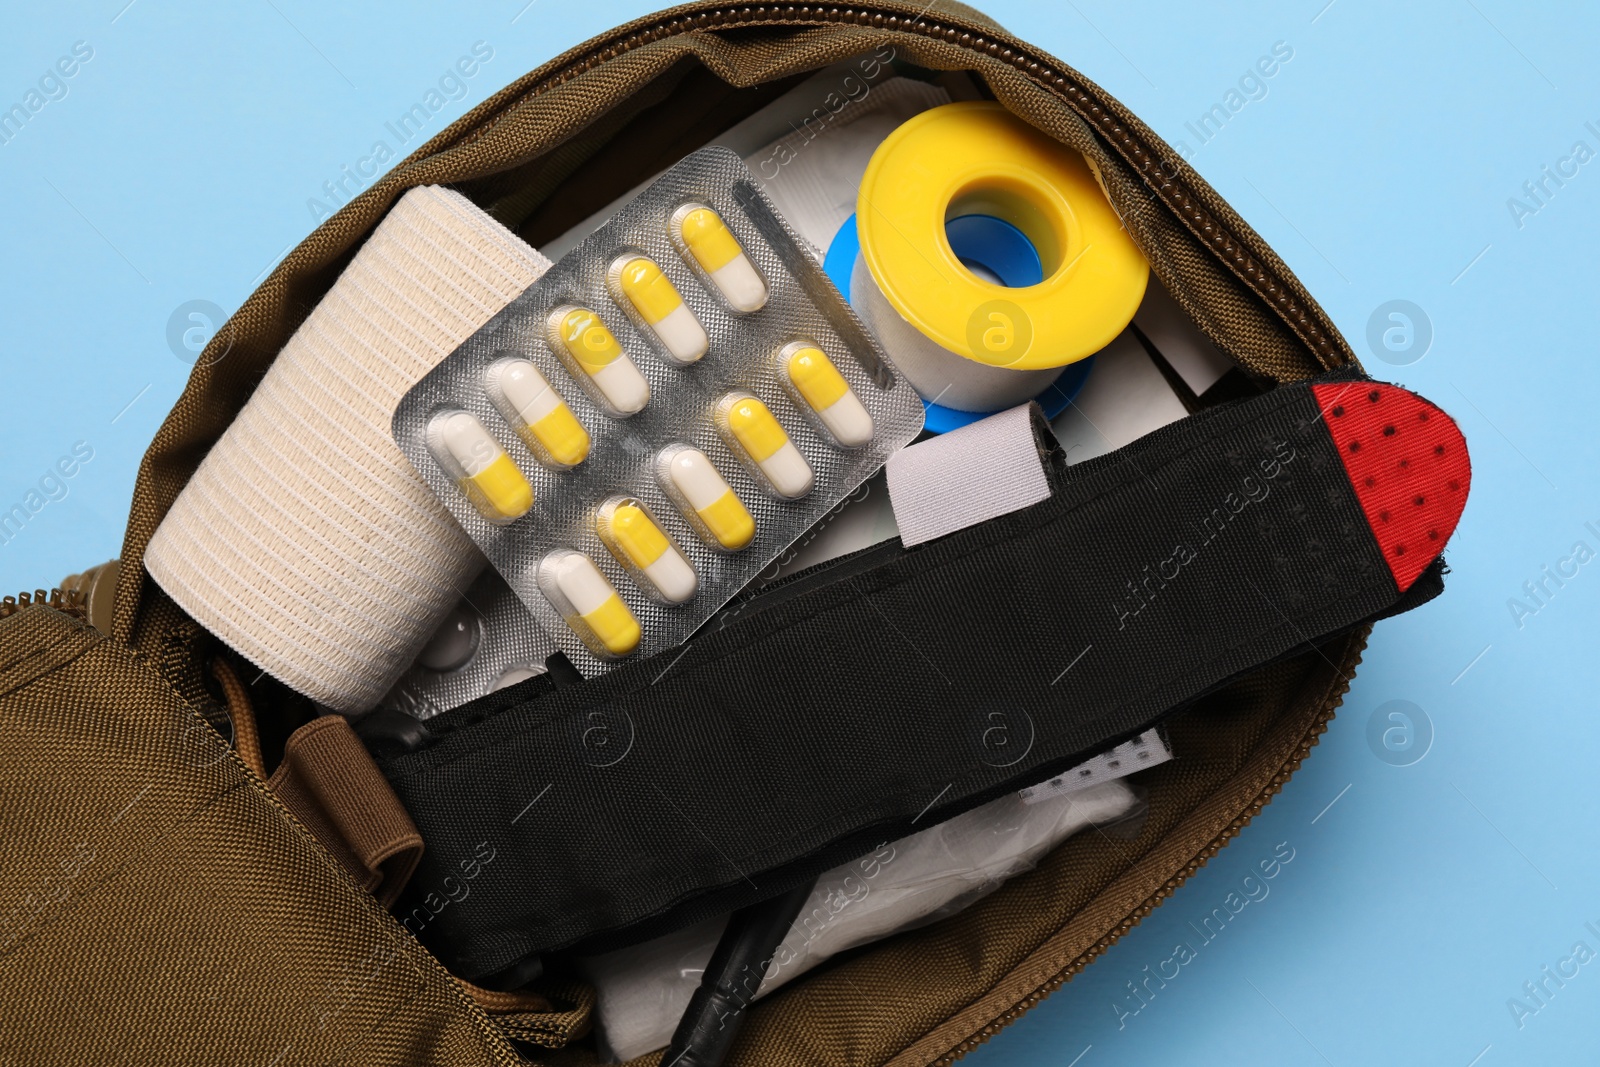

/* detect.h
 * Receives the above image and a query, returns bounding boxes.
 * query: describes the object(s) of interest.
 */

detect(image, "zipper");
[431,5,1359,1061]
[75,3,1355,1059]
[475,2,1346,376]
[0,587,87,623]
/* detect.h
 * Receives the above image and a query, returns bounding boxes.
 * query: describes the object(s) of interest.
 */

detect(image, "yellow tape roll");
[855,102,1148,371]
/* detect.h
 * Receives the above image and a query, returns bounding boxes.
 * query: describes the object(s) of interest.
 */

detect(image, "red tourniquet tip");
[1312,381,1471,593]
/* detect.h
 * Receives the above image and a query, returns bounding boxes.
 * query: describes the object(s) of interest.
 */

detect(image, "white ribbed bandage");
[884,403,1052,547]
[145,187,551,712]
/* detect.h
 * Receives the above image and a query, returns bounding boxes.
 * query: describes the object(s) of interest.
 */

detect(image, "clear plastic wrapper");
[579,778,1144,1062]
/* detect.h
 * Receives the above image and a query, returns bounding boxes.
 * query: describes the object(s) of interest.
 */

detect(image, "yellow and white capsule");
[779,342,874,449]
[609,255,708,364]
[426,410,533,524]
[484,358,590,468]
[671,203,767,313]
[596,497,698,604]
[715,392,813,499]
[656,444,755,551]
[547,306,650,417]
[537,550,641,658]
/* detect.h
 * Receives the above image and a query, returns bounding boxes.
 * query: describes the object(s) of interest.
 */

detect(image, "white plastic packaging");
[579,778,1142,1062]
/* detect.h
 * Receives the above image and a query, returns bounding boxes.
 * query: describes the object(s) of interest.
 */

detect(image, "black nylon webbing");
[376,373,1447,983]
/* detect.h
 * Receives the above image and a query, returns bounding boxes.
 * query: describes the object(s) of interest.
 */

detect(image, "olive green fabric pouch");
[0,4,1371,1064]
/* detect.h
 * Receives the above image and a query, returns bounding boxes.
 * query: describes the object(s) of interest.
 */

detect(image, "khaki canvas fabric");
[0,3,1365,1065]
[266,714,424,909]
[0,608,524,1066]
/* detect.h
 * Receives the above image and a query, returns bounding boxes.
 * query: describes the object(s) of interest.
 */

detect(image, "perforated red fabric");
[1313,381,1470,592]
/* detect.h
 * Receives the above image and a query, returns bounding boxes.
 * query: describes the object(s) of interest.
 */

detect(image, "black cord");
[660,879,817,1067]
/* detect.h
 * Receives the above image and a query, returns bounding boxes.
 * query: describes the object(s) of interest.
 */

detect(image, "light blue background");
[2,2,1595,1064]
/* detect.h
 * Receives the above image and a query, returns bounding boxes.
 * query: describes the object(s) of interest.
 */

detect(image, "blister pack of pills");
[393,147,924,676]
[381,567,559,719]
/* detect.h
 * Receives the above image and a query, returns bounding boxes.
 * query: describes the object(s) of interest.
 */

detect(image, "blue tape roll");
[945,214,1043,287]
[824,213,1092,434]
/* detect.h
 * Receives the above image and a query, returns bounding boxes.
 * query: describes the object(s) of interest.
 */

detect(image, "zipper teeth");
[506,3,1344,370]
[0,587,87,622]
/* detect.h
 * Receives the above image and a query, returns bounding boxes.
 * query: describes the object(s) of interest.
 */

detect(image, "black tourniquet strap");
[375,374,1465,983]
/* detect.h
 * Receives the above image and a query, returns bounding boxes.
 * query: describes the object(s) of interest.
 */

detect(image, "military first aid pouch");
[5,8,1485,1064]
[393,147,924,676]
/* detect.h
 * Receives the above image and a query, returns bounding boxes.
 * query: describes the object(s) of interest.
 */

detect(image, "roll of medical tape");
[850,102,1147,416]
[849,223,1061,412]
[856,101,1148,371]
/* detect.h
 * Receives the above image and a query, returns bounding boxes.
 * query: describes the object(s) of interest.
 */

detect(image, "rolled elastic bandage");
[144,187,552,712]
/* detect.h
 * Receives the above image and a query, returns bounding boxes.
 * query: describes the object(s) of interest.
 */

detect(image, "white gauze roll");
[849,254,1061,412]
[145,186,551,712]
